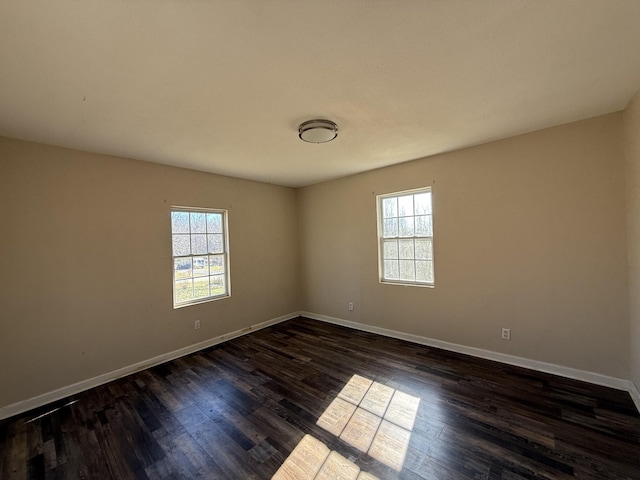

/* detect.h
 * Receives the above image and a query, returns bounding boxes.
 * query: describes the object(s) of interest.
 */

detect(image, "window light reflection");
[272,375,421,479]
[316,374,420,472]
[272,434,379,480]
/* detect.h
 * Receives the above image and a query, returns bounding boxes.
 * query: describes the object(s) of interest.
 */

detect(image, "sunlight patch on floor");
[317,374,420,471]
[272,374,420,478]
[271,434,379,480]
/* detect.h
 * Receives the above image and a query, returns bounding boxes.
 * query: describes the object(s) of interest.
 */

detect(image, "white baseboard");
[299,312,633,394]
[0,312,297,421]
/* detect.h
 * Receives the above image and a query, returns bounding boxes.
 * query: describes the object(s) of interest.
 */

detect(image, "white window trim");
[376,187,434,288]
[171,206,231,308]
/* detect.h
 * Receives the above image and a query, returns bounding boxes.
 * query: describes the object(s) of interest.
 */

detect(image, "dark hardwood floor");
[1,317,639,479]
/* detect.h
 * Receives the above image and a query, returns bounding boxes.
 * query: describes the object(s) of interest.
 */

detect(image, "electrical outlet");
[194,320,201,330]
[501,328,510,340]
[348,302,354,311]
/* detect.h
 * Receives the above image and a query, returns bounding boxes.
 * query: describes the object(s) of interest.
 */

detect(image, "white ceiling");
[1,1,640,187]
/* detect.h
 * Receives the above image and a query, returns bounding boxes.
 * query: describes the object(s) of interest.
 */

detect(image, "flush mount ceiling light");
[298,119,338,143]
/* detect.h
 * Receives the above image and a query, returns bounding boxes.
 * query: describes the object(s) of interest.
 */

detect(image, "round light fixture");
[298,119,338,143]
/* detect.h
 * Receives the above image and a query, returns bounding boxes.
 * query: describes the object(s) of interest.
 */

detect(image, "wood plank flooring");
[1,317,639,479]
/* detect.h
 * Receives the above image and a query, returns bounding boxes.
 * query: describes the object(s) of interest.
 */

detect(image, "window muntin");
[378,188,434,286]
[171,207,230,307]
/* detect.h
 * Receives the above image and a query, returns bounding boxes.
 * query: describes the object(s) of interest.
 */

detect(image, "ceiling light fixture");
[298,119,338,143]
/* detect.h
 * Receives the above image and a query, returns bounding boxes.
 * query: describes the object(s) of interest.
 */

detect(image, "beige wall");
[298,113,630,378]
[623,90,640,391]
[0,137,300,409]
[1,109,635,411]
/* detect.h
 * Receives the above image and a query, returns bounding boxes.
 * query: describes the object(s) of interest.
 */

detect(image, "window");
[377,187,434,286]
[171,207,230,307]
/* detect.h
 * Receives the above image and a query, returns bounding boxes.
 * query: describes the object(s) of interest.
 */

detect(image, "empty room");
[1,1,640,479]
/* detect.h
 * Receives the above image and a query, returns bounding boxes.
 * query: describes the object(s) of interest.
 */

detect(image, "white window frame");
[377,187,434,287]
[171,206,231,308]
